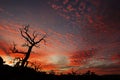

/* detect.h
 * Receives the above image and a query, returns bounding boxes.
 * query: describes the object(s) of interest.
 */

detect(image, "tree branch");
[10,42,26,54]
[20,29,31,43]
[32,31,38,41]
[35,35,46,44]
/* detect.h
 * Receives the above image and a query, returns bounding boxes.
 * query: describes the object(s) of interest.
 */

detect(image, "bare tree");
[11,25,46,67]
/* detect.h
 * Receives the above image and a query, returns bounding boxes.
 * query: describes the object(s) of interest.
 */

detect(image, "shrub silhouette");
[0,56,5,66]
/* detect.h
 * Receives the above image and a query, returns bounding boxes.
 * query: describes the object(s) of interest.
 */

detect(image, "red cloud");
[0,40,10,55]
[69,48,96,66]
[111,54,120,63]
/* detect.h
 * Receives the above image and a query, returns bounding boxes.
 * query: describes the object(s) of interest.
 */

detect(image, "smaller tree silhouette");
[30,61,42,72]
[70,68,77,75]
[49,70,55,75]
[11,25,46,67]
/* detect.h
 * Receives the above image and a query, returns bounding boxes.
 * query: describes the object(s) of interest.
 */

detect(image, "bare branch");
[19,28,32,44]
[22,42,30,47]
[35,44,40,48]
[24,30,33,43]
[32,31,38,41]
[10,42,18,53]
[23,24,29,32]
[35,34,46,44]
[10,42,26,54]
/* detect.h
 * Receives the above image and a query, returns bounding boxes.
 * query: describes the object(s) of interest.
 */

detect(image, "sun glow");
[49,54,70,66]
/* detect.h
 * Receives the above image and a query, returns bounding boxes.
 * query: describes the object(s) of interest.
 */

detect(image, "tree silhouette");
[11,25,46,67]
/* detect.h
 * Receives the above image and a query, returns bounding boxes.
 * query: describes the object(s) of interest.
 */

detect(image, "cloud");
[0,40,13,62]
[69,46,120,71]
[111,54,120,63]
[46,29,76,52]
[42,64,57,71]
[0,22,21,34]
[0,40,10,55]
[0,8,4,12]
[49,0,120,34]
[69,48,96,66]
[0,0,119,74]
[49,54,69,66]
[67,56,120,75]
[0,25,5,30]
[48,0,119,48]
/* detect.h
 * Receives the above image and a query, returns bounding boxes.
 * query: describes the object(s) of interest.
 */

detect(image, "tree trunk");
[21,46,33,67]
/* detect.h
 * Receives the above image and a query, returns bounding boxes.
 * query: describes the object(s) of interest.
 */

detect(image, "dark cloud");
[49,0,120,47]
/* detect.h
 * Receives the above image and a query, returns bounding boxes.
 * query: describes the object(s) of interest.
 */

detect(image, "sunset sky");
[0,0,120,75]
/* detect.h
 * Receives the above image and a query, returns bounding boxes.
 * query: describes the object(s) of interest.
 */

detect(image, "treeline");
[0,64,120,80]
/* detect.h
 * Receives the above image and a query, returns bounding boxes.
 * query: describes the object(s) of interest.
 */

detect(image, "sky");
[0,0,120,75]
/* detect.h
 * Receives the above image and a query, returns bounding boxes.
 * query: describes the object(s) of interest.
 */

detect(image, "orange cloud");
[0,40,10,54]
[0,25,5,30]
[42,64,57,71]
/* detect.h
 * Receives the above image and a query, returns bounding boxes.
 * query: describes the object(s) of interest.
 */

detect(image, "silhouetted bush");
[0,63,120,80]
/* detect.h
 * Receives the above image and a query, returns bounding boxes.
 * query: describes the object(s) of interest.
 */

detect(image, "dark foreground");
[0,65,120,80]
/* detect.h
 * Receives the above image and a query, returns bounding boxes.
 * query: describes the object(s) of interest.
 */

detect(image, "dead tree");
[11,25,46,67]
